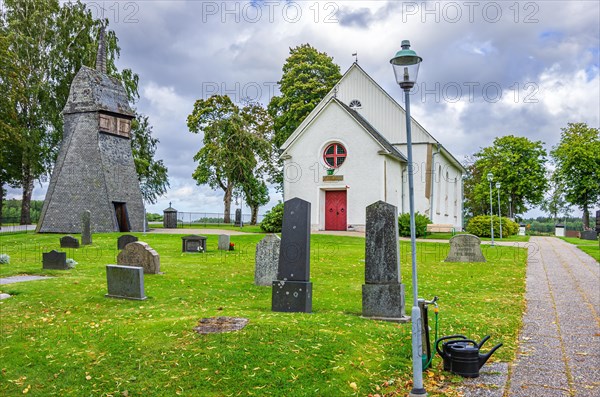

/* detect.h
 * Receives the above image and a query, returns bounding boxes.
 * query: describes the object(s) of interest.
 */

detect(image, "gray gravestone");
[362,201,406,320]
[60,235,80,249]
[181,235,207,252]
[234,208,242,227]
[272,198,312,313]
[255,234,280,286]
[105,265,146,300]
[445,234,486,262]
[43,250,68,270]
[81,210,92,245]
[118,234,139,250]
[580,230,598,241]
[218,234,230,251]
[117,241,160,274]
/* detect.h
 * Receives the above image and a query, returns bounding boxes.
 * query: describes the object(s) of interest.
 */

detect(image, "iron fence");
[175,212,265,227]
[0,217,35,234]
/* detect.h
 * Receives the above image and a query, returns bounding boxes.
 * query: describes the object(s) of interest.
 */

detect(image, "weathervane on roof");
[352,52,358,63]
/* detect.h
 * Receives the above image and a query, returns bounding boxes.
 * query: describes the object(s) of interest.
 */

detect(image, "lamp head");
[486,172,493,182]
[390,40,422,90]
[495,182,501,189]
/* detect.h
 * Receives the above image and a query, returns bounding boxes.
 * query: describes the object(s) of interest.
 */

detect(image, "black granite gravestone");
[60,235,80,249]
[272,198,312,313]
[362,201,407,321]
[234,208,242,227]
[181,235,207,252]
[596,210,600,233]
[118,234,139,250]
[43,250,68,270]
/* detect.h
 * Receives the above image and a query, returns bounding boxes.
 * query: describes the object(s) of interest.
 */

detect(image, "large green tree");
[131,113,169,204]
[551,122,600,228]
[268,44,341,188]
[187,95,272,223]
[541,170,571,224]
[464,135,548,218]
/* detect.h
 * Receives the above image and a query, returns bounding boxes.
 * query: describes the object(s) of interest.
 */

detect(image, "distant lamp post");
[487,172,495,246]
[508,196,512,219]
[391,40,426,397]
[496,182,502,239]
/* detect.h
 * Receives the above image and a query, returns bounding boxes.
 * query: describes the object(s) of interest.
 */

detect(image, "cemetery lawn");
[560,237,600,262]
[0,232,527,397]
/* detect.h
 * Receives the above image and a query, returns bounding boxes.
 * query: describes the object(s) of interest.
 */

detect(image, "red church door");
[325,190,347,231]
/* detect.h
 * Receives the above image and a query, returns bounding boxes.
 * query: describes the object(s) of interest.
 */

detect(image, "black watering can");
[435,334,503,378]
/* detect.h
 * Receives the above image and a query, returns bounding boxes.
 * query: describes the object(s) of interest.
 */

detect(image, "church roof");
[62,66,134,117]
[333,98,406,162]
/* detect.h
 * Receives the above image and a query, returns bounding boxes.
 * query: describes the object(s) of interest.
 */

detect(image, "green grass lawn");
[0,232,527,396]
[560,237,600,262]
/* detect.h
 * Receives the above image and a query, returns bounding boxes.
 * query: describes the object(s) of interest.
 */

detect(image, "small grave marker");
[43,250,68,270]
[218,234,230,251]
[117,234,138,250]
[117,241,161,274]
[105,265,146,300]
[60,235,80,249]
[445,234,486,262]
[255,234,280,286]
[181,235,207,252]
[81,210,92,245]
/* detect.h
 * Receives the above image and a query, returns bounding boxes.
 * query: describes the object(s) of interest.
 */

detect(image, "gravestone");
[596,210,600,233]
[60,235,80,249]
[272,198,312,313]
[105,265,146,300]
[42,250,68,270]
[255,234,280,286]
[362,201,406,321]
[218,234,230,251]
[234,208,242,227]
[81,210,92,245]
[117,241,160,274]
[445,234,486,262]
[580,230,598,241]
[181,235,207,252]
[117,234,138,250]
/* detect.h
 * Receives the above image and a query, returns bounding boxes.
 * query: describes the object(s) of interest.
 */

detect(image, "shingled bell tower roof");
[62,26,134,118]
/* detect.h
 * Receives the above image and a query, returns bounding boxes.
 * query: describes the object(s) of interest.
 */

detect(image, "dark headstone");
[255,234,280,286]
[234,208,242,227]
[105,265,146,300]
[181,235,207,252]
[596,210,600,233]
[42,250,68,270]
[117,241,160,274]
[118,234,138,250]
[580,230,598,241]
[163,202,178,228]
[445,234,486,262]
[60,235,80,249]
[272,198,312,313]
[362,201,407,321]
[81,210,92,245]
[218,234,230,251]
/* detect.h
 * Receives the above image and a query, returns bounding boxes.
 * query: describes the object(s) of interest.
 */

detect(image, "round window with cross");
[323,143,347,168]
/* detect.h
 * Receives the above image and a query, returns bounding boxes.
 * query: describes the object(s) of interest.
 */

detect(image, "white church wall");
[283,102,402,230]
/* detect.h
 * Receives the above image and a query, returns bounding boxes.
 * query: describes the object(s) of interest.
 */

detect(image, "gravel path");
[506,236,600,396]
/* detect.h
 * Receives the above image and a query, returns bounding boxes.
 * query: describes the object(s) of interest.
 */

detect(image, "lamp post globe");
[391,40,426,397]
[487,173,494,246]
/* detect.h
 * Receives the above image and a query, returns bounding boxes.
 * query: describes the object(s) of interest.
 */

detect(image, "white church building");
[280,63,465,232]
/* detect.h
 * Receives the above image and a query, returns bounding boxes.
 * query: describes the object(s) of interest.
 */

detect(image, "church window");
[323,143,347,168]
[349,99,362,109]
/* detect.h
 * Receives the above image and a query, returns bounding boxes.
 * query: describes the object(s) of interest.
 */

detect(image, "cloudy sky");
[19,0,600,218]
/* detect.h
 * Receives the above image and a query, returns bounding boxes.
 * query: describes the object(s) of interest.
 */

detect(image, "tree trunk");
[20,171,34,225]
[223,182,233,223]
[251,205,258,225]
[582,204,589,229]
[0,181,4,226]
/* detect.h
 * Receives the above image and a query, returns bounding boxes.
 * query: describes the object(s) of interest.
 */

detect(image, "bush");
[0,254,10,264]
[260,202,284,233]
[466,215,519,237]
[398,212,431,238]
